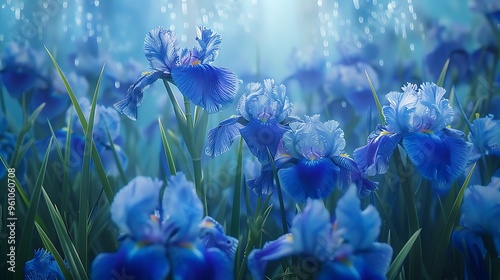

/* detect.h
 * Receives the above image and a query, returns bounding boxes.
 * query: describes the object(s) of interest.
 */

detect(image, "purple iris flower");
[452,177,500,279]
[248,187,393,280]
[354,82,469,192]
[91,173,236,279]
[114,26,239,120]
[275,115,378,203]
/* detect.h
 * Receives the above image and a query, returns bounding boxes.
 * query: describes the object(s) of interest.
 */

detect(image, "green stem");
[394,148,423,280]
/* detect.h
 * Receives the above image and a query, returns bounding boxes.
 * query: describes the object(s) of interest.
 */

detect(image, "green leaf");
[268,148,288,235]
[78,64,104,271]
[437,58,450,87]
[430,163,476,279]
[387,228,422,280]
[45,47,114,202]
[11,102,46,167]
[158,117,177,176]
[365,70,385,125]
[230,138,244,237]
[104,118,128,184]
[162,79,188,138]
[35,222,72,280]
[42,187,89,280]
[16,138,53,279]
[193,106,209,154]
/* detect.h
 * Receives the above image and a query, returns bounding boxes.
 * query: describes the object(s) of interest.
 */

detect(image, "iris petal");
[162,173,203,244]
[278,158,339,203]
[332,155,378,196]
[114,71,163,121]
[110,177,163,242]
[351,242,393,280]
[144,27,179,73]
[452,229,488,279]
[91,241,170,280]
[353,126,403,176]
[403,131,469,192]
[196,26,222,64]
[205,115,243,158]
[240,119,288,163]
[335,187,382,250]
[171,64,238,113]
[248,234,295,280]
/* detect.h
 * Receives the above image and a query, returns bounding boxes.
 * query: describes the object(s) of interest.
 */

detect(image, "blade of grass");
[437,58,450,87]
[78,64,104,271]
[45,47,114,202]
[104,119,128,184]
[42,187,89,280]
[387,228,422,280]
[230,138,244,237]
[11,102,46,167]
[35,222,72,279]
[393,147,423,279]
[16,138,53,279]
[267,148,289,234]
[158,117,177,176]
[430,163,476,279]
[365,70,385,125]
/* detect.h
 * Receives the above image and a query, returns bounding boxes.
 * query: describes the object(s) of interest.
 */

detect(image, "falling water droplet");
[341,101,347,108]
[161,6,166,13]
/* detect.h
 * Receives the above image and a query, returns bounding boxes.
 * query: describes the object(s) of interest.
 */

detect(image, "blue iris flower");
[354,82,469,192]
[452,177,500,279]
[114,26,239,120]
[468,114,500,157]
[24,248,68,280]
[248,187,393,280]
[205,79,300,194]
[275,115,377,202]
[0,42,46,98]
[91,173,236,279]
[36,97,128,177]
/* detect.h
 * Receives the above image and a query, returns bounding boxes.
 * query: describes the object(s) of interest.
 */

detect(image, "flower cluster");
[91,173,237,279]
[114,26,239,120]
[354,82,469,192]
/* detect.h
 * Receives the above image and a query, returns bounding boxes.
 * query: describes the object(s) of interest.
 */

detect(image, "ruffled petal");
[110,177,163,242]
[144,27,179,73]
[196,26,222,64]
[205,115,243,158]
[240,119,288,163]
[91,241,170,280]
[247,168,275,195]
[291,199,333,259]
[383,83,418,133]
[199,216,238,260]
[353,126,403,176]
[113,71,163,121]
[24,249,66,280]
[162,173,203,244]
[332,155,379,196]
[278,158,339,203]
[402,131,469,192]
[248,234,295,280]
[335,187,382,250]
[171,64,238,113]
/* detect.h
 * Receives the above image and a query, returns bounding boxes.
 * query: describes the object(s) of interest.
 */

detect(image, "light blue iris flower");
[114,26,239,120]
[275,115,378,202]
[468,114,500,157]
[91,173,236,279]
[354,82,469,192]
[205,79,300,194]
[38,97,128,177]
[248,187,393,280]
[452,177,500,279]
[24,248,68,280]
